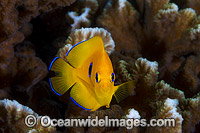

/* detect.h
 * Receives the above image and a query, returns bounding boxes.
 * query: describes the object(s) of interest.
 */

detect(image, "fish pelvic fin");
[49,57,75,95]
[70,82,101,111]
[114,80,136,103]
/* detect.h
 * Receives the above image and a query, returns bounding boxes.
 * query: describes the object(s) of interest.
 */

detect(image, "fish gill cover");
[0,0,200,132]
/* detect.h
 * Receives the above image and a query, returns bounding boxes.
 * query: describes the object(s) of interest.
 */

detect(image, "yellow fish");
[49,36,135,111]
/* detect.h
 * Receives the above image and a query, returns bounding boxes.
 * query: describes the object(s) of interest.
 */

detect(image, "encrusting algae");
[0,0,200,132]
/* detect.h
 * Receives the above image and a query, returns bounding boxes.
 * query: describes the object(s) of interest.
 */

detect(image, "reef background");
[0,0,200,132]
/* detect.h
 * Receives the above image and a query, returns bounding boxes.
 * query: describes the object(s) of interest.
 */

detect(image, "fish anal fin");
[114,80,136,103]
[70,83,100,111]
[66,36,104,68]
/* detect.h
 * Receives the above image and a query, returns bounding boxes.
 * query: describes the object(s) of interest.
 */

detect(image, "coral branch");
[57,27,115,58]
[147,98,183,133]
[0,99,56,132]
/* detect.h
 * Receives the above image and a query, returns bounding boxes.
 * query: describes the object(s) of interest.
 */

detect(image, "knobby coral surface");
[57,27,115,59]
[0,0,200,132]
[0,99,56,132]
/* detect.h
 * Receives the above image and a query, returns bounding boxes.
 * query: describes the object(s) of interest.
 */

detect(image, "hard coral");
[57,27,115,58]
[66,0,98,31]
[97,0,200,100]
[0,0,76,42]
[0,0,76,101]
[111,57,199,132]
[27,81,62,119]
[97,0,143,51]
[147,98,183,133]
[0,99,56,132]
[13,42,48,91]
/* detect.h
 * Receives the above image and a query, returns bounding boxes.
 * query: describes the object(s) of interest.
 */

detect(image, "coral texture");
[0,99,56,132]
[147,98,183,133]
[57,27,115,58]
[66,0,98,31]
[0,0,200,132]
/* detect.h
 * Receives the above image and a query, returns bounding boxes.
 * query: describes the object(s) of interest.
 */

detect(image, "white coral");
[126,108,141,119]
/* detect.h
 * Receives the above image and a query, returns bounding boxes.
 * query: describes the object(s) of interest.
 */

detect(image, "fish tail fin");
[49,57,75,95]
[114,80,136,103]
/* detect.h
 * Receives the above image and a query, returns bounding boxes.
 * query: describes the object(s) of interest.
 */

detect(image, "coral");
[0,0,76,102]
[97,0,200,104]
[97,0,144,51]
[64,104,125,132]
[116,58,159,118]
[185,0,200,15]
[147,98,183,133]
[110,57,200,132]
[126,108,141,119]
[182,95,200,132]
[66,0,98,31]
[0,89,10,100]
[171,55,200,97]
[57,27,115,58]
[88,105,124,132]
[0,99,56,132]
[0,0,76,43]
[13,42,48,91]
[1,0,200,132]
[27,81,62,119]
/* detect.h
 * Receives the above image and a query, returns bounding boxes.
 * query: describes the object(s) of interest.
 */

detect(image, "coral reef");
[0,0,200,132]
[66,0,98,31]
[0,99,56,132]
[147,98,183,133]
[97,0,144,51]
[57,27,115,58]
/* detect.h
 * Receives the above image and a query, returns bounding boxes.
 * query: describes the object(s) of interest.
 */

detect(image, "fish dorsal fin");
[66,36,104,68]
[114,80,136,103]
[70,82,101,111]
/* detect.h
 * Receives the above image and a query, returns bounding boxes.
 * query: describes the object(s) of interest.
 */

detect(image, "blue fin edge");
[66,38,90,57]
[49,78,62,96]
[49,57,59,71]
[70,97,91,111]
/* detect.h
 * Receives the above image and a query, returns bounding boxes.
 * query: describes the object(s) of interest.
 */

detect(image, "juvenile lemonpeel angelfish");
[49,36,135,111]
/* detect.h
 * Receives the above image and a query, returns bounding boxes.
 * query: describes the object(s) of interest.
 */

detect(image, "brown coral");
[110,57,199,132]
[147,98,183,133]
[0,0,76,42]
[97,0,200,102]
[0,99,56,132]
[0,0,77,102]
[182,95,200,132]
[97,0,144,51]
[13,42,48,91]
[57,27,115,58]
[66,0,98,31]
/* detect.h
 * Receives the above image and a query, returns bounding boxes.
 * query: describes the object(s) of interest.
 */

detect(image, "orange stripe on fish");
[49,36,135,111]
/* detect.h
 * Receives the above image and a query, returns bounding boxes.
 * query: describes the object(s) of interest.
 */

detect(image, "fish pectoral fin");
[66,36,104,68]
[106,104,110,108]
[49,57,75,95]
[70,83,100,111]
[114,80,136,103]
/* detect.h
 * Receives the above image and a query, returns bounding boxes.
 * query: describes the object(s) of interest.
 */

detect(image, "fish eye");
[96,73,101,83]
[89,62,93,77]
[111,73,115,82]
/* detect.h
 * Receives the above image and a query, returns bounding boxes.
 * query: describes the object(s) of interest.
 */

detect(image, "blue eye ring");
[111,73,115,82]
[96,73,100,83]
